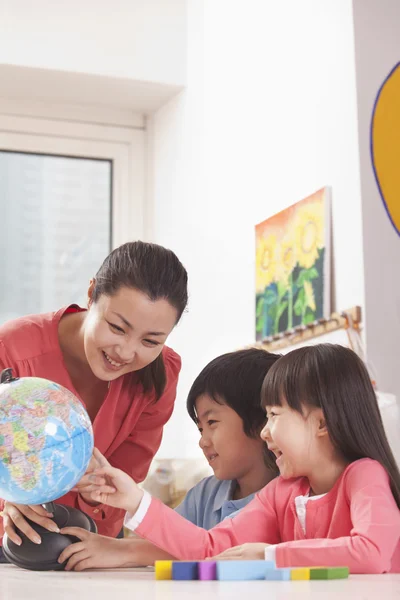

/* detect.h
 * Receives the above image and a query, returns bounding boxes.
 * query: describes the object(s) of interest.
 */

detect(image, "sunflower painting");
[255,188,331,340]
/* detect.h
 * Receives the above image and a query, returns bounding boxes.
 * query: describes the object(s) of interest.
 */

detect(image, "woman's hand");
[2,502,59,545]
[79,448,143,514]
[58,528,140,571]
[210,543,268,561]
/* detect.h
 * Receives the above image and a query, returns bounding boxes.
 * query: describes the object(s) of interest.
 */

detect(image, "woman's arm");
[0,342,59,544]
[57,530,177,571]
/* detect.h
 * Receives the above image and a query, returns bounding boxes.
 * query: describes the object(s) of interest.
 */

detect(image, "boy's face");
[195,394,265,482]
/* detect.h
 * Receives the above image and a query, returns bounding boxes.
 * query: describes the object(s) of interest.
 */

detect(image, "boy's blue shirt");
[174,475,256,529]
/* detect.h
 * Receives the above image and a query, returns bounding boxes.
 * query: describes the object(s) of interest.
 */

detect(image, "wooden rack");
[253,306,361,352]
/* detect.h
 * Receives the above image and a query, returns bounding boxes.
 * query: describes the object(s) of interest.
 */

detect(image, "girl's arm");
[88,456,281,560]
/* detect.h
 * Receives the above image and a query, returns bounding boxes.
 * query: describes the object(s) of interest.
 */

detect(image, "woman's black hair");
[91,241,188,400]
[261,343,400,508]
[187,348,281,472]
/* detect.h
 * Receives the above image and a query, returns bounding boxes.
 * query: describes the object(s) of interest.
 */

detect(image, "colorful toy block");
[155,560,172,580]
[310,567,349,580]
[290,567,310,580]
[155,560,350,582]
[172,561,199,580]
[265,567,291,581]
[216,560,275,581]
[198,561,217,580]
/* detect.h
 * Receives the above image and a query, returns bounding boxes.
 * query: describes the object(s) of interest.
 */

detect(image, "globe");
[0,372,93,506]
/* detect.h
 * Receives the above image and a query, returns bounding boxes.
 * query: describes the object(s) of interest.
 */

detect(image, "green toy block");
[310,567,349,580]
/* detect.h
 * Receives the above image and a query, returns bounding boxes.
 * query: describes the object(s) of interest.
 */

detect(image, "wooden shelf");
[252,306,361,352]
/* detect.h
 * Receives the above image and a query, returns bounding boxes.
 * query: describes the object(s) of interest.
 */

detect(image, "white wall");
[150,0,365,459]
[146,0,206,458]
[353,0,400,399]
[0,0,186,85]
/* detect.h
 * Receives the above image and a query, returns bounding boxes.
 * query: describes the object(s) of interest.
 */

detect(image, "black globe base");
[2,503,97,571]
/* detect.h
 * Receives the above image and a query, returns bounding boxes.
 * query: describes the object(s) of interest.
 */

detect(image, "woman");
[0,240,188,552]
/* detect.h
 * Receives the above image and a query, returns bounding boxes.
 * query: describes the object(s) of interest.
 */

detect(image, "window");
[0,111,144,322]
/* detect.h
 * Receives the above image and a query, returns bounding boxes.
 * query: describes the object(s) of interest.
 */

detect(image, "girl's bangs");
[261,347,314,413]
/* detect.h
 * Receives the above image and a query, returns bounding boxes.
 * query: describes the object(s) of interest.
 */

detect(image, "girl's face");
[196,394,266,481]
[83,285,178,381]
[260,399,323,480]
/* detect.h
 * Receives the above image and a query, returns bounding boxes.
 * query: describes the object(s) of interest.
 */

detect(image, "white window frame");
[0,107,145,248]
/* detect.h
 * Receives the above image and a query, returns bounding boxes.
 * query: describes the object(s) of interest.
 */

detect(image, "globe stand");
[2,502,97,571]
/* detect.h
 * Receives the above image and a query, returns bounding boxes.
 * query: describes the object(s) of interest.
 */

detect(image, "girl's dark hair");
[261,343,400,508]
[187,348,281,473]
[91,241,188,400]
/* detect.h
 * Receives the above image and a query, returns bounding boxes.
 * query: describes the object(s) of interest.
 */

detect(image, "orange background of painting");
[255,188,326,240]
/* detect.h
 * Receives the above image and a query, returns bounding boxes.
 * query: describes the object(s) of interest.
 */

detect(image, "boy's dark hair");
[261,343,400,509]
[92,240,188,401]
[187,348,281,470]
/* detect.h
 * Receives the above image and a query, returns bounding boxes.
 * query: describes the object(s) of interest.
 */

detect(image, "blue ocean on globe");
[0,376,94,505]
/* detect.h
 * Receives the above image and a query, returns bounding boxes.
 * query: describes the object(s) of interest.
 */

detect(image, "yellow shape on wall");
[371,62,400,236]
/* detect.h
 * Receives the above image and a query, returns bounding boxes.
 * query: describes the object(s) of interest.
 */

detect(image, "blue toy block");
[265,567,291,581]
[172,561,199,580]
[217,560,275,581]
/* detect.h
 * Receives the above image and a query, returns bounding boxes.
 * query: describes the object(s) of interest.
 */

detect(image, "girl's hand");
[2,502,59,545]
[58,528,139,571]
[82,448,143,514]
[72,448,111,504]
[210,543,268,561]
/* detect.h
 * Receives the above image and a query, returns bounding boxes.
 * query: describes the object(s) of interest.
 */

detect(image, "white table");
[1,565,400,600]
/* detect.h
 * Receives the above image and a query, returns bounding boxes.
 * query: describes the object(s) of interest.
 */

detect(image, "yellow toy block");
[155,560,173,580]
[290,568,310,580]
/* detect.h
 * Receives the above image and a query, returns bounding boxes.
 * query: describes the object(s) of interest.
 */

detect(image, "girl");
[0,241,188,555]
[58,348,280,570]
[74,344,400,573]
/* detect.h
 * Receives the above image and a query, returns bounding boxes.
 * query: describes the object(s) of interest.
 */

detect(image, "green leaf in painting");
[268,304,277,321]
[294,287,305,316]
[256,317,264,333]
[264,287,277,306]
[307,267,319,280]
[276,279,287,299]
[296,267,319,287]
[295,270,306,288]
[276,300,288,321]
[256,297,264,317]
[303,312,315,325]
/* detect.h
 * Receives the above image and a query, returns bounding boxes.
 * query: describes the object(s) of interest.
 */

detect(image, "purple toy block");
[198,562,217,580]
[172,561,199,580]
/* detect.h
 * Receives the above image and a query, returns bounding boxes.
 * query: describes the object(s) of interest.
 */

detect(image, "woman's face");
[83,285,178,381]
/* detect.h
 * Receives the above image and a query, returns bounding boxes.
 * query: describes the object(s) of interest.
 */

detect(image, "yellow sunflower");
[276,235,297,283]
[295,202,325,269]
[304,280,316,312]
[256,234,278,291]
